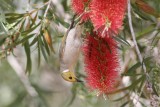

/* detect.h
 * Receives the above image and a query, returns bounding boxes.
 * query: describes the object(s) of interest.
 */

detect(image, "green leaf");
[132,4,154,22]
[19,19,26,32]
[137,76,146,93]
[129,75,145,89]
[10,18,23,28]
[136,25,155,40]
[151,31,160,46]
[30,37,38,46]
[16,33,35,45]
[24,40,32,73]
[21,22,41,35]
[152,38,159,47]
[42,33,50,56]
[152,83,159,97]
[123,63,142,76]
[38,36,48,62]
[120,101,130,107]
[3,33,33,51]
[30,12,38,27]
[54,14,69,28]
[0,22,9,34]
[123,57,153,76]
[5,13,24,24]
[112,94,129,101]
[37,41,41,67]
[112,36,131,46]
[109,76,145,94]
[5,13,24,17]
[43,29,55,53]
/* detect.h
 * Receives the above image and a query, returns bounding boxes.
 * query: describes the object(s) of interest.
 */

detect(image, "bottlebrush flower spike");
[90,0,127,37]
[71,0,90,21]
[83,33,120,95]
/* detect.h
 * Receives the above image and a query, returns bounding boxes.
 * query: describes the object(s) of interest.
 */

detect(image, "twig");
[26,0,30,12]
[149,19,160,43]
[127,0,152,106]
[150,25,159,39]
[29,2,49,15]
[127,0,149,80]
[7,55,38,97]
[127,1,160,107]
[43,0,52,18]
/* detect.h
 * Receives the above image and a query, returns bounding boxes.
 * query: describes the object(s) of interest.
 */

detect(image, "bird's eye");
[69,76,72,80]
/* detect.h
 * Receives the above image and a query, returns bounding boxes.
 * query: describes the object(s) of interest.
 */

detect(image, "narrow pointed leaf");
[108,76,145,95]
[16,34,35,45]
[135,0,160,17]
[42,33,50,56]
[136,25,155,40]
[112,36,130,46]
[24,40,32,73]
[30,37,38,46]
[112,94,129,101]
[38,36,48,62]
[43,29,55,53]
[120,101,130,107]
[21,22,41,35]
[123,57,153,76]
[30,12,38,27]
[37,41,41,67]
[25,19,31,30]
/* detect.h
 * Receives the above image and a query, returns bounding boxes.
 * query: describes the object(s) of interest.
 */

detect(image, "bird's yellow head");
[61,69,82,82]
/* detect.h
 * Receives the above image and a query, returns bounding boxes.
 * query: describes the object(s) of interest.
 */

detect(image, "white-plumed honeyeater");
[59,22,83,82]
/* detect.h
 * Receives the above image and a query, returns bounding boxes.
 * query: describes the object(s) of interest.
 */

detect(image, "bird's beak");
[75,78,83,82]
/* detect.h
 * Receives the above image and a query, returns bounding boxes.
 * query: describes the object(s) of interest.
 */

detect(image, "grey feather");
[59,24,83,72]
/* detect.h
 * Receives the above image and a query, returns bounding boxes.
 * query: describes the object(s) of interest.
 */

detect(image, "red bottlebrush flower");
[83,33,120,95]
[71,0,90,21]
[90,0,127,37]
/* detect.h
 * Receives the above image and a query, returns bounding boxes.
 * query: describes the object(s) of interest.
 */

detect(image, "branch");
[127,0,148,79]
[128,0,153,104]
[26,0,30,12]
[149,19,160,40]
[7,55,38,97]
[43,0,52,18]
[127,0,160,106]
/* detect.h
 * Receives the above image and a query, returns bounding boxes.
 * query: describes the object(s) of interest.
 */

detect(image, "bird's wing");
[59,19,75,60]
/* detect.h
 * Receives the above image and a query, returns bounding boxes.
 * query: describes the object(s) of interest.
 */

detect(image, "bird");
[59,22,83,82]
